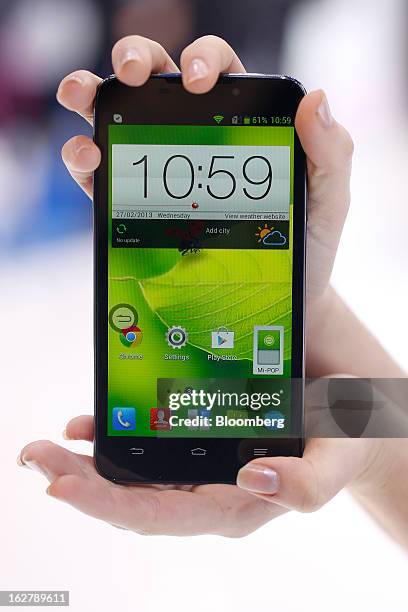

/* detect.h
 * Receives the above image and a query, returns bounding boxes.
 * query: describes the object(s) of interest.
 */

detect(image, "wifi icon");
[213,114,224,124]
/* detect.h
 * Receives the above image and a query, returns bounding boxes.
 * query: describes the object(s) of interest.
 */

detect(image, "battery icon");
[243,116,251,125]
[253,326,284,375]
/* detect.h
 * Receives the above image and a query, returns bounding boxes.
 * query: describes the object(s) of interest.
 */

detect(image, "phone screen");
[106,117,301,441]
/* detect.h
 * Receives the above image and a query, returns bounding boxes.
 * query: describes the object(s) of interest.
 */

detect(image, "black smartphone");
[93,73,306,484]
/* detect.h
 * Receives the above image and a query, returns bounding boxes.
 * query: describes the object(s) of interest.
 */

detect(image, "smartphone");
[93,73,306,484]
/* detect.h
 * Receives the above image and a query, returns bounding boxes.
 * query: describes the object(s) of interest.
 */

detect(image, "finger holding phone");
[19,35,399,541]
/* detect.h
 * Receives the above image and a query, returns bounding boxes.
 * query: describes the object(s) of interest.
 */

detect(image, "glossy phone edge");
[93,73,307,484]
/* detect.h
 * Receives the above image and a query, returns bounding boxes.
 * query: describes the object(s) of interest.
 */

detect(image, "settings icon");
[166,325,188,349]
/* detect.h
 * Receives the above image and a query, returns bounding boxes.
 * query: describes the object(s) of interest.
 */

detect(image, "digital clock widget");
[112,144,290,217]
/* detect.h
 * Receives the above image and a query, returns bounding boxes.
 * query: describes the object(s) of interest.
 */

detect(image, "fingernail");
[16,452,24,467]
[22,459,49,479]
[62,429,69,440]
[186,58,209,84]
[57,74,83,98]
[74,143,92,158]
[237,464,279,494]
[118,48,141,71]
[317,94,333,128]
[61,74,83,88]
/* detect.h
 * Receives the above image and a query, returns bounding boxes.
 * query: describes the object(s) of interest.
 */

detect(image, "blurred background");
[1,0,407,610]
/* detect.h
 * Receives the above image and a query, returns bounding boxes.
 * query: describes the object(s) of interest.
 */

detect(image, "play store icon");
[211,328,235,349]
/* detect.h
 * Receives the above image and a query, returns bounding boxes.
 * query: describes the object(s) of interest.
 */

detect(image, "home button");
[190,447,207,456]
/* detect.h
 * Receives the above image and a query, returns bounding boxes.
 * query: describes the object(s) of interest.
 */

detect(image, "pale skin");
[18,36,408,542]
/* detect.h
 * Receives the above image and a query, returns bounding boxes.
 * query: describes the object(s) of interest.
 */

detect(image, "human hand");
[18,414,383,536]
[57,34,353,305]
[18,35,361,537]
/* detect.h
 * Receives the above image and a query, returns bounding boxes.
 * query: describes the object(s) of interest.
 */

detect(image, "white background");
[2,0,408,610]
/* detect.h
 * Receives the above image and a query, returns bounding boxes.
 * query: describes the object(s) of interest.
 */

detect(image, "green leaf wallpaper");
[107,123,295,437]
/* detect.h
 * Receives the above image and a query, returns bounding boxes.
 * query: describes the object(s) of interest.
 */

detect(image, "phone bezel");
[93,74,306,484]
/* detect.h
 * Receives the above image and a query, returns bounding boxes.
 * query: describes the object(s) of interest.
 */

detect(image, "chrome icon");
[119,325,143,348]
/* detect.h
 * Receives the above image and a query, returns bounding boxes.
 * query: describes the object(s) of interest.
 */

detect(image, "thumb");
[295,90,354,301]
[237,438,372,512]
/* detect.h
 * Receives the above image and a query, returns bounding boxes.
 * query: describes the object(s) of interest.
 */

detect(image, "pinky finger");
[61,135,101,198]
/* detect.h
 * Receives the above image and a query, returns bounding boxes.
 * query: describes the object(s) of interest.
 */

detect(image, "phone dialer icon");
[112,407,136,431]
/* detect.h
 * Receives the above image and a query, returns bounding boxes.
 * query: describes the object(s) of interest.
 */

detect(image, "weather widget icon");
[255,224,287,247]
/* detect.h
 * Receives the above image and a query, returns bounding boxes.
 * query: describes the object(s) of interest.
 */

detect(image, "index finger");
[57,36,179,125]
[56,69,102,126]
[180,35,246,93]
[111,35,178,86]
